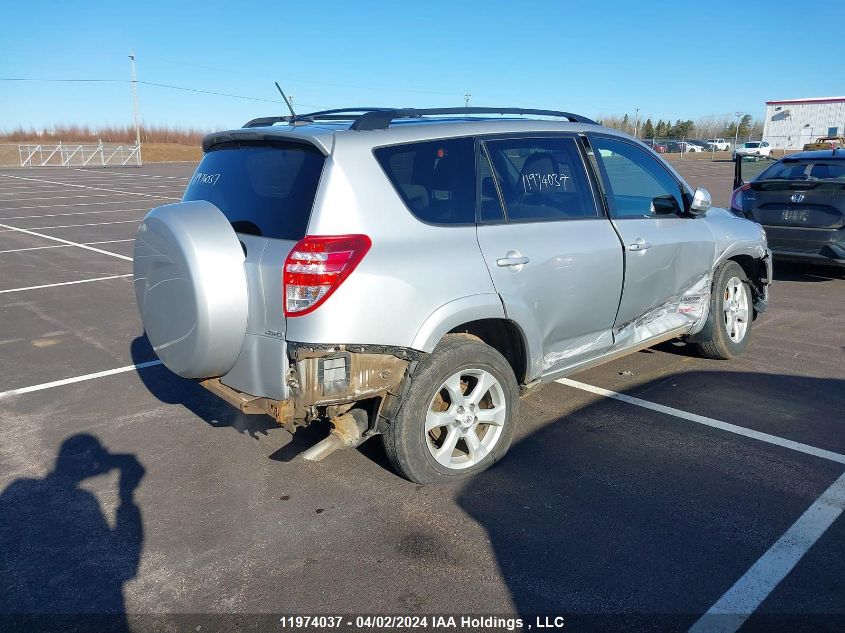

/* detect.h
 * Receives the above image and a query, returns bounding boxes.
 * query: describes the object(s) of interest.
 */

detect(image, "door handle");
[628,239,652,252]
[497,255,530,267]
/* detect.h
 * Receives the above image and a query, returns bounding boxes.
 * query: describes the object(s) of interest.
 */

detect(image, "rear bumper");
[763,225,845,267]
[220,333,290,401]
[204,342,417,427]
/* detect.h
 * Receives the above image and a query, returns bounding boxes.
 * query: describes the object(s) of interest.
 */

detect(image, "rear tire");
[383,334,519,484]
[696,261,753,360]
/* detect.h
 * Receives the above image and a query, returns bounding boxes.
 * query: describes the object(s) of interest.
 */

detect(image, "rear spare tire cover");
[133,200,248,378]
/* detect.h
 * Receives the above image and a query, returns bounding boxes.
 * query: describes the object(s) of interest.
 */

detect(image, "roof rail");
[243,116,291,128]
[243,108,395,128]
[350,107,598,131]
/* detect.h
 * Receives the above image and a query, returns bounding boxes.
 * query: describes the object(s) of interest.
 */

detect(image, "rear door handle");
[497,255,530,267]
[628,239,652,252]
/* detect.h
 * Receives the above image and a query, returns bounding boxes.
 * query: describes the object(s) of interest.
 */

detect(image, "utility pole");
[464,92,471,108]
[734,111,745,150]
[129,51,141,151]
[633,107,640,138]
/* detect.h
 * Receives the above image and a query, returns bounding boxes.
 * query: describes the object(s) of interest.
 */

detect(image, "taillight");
[730,183,752,217]
[283,234,371,316]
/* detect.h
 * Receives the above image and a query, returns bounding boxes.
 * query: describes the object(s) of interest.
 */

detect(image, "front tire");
[382,334,519,484]
[695,261,753,360]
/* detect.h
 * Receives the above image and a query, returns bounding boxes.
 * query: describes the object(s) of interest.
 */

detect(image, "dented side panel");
[540,273,711,380]
[613,273,710,347]
[610,216,716,333]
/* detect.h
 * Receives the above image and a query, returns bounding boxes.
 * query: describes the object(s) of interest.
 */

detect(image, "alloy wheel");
[424,369,506,470]
[723,276,750,343]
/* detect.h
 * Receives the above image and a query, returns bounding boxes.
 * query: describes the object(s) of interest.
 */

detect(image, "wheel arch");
[446,319,529,385]
[715,242,771,312]
[410,294,537,385]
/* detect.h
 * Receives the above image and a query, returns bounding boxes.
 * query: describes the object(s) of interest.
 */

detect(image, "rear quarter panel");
[284,138,502,350]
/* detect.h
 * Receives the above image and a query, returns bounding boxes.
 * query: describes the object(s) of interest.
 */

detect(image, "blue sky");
[1,0,842,131]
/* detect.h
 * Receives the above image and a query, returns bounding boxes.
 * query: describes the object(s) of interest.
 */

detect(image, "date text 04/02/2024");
[277,615,567,630]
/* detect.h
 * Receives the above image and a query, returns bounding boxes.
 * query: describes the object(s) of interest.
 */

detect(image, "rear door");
[476,134,624,374]
[586,134,714,344]
[182,140,326,342]
[181,140,325,397]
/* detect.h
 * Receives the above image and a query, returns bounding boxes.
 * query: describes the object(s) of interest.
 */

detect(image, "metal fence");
[635,136,804,159]
[15,142,142,167]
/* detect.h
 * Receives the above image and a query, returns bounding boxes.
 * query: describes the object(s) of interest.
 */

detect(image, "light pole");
[129,51,141,151]
[633,107,640,138]
[464,92,471,108]
[734,111,746,150]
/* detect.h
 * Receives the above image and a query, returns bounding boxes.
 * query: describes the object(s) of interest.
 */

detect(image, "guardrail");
[17,142,142,167]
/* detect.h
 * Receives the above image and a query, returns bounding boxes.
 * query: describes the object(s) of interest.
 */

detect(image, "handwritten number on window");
[522,172,570,193]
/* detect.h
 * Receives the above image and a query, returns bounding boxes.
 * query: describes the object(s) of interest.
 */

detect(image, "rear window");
[374,138,476,225]
[760,160,845,181]
[183,141,325,240]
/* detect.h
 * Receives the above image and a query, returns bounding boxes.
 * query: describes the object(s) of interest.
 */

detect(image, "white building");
[762,96,845,149]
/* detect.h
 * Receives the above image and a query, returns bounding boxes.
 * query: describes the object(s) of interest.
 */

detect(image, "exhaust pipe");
[302,408,369,462]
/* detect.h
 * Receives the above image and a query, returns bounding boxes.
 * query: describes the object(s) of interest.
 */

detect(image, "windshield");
[744,142,760,148]
[759,160,845,181]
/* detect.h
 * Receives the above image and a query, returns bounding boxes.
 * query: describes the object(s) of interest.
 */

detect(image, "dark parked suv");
[733,150,845,267]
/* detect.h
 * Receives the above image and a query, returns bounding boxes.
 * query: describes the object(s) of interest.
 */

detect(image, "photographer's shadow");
[0,434,145,632]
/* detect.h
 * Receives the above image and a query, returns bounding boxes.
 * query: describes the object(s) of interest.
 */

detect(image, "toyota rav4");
[134,107,771,484]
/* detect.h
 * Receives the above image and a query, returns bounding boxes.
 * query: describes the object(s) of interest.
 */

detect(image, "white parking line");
[0,238,133,255]
[1,185,78,191]
[0,223,132,261]
[1,184,182,193]
[0,193,161,202]
[0,173,180,201]
[0,200,156,211]
[557,378,845,465]
[0,360,162,399]
[0,218,140,233]
[557,377,845,629]
[689,472,845,633]
[2,179,184,187]
[72,168,190,180]
[0,206,148,220]
[0,274,133,294]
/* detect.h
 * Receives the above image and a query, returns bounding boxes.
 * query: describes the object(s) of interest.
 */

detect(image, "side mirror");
[651,194,681,215]
[689,187,711,216]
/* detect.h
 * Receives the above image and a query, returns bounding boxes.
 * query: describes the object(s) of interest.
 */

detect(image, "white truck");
[706,138,731,151]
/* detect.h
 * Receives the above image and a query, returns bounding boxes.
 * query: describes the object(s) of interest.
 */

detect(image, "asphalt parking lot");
[0,162,842,633]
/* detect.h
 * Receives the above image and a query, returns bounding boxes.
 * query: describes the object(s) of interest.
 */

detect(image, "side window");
[483,136,598,222]
[591,136,685,219]
[374,137,476,225]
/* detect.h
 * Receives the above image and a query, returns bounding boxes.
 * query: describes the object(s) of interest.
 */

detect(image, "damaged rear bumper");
[199,342,419,429]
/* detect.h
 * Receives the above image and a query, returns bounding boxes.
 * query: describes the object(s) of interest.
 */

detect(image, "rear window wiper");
[231,220,263,236]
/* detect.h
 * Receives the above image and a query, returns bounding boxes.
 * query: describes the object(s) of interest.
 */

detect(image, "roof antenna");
[275,81,296,118]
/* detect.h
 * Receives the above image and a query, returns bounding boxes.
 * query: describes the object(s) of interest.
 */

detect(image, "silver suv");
[134,107,771,484]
